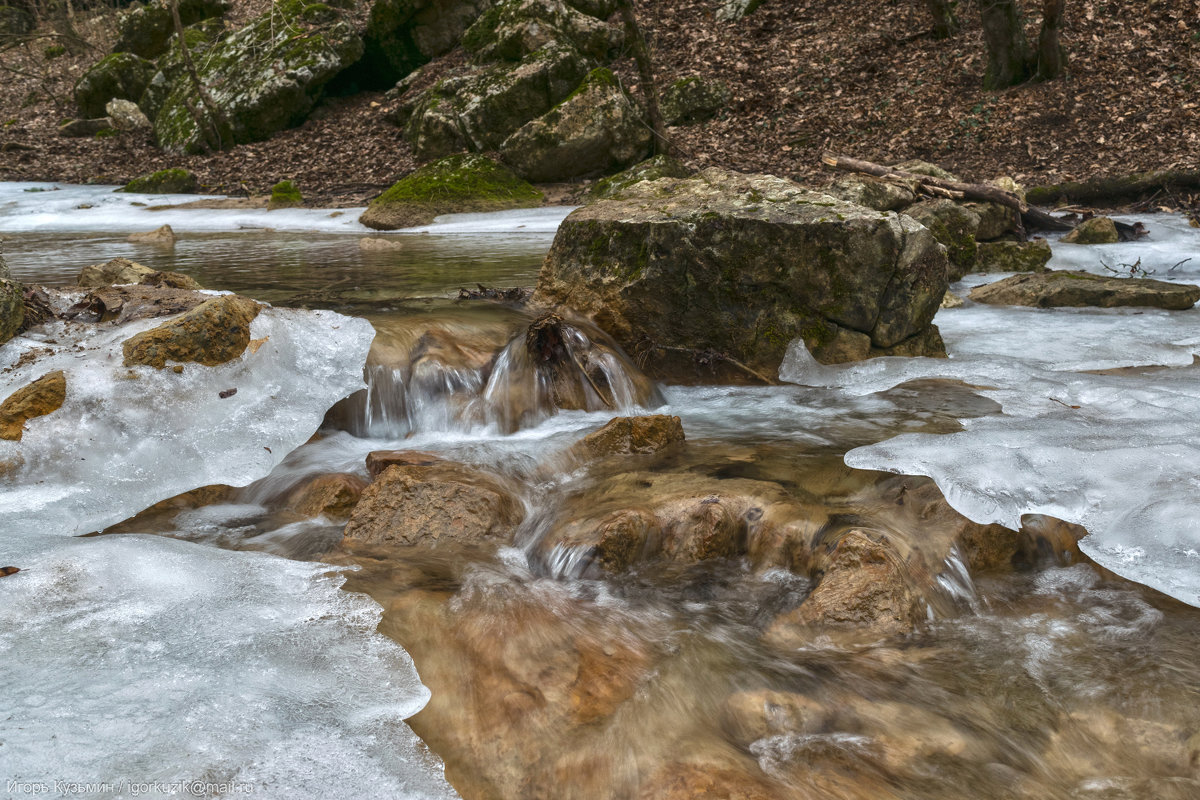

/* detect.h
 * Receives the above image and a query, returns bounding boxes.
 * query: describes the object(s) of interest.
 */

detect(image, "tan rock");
[365,449,444,478]
[127,224,177,246]
[0,370,66,440]
[343,461,524,547]
[122,294,261,369]
[969,271,1200,310]
[576,414,685,458]
[285,472,368,519]
[78,256,200,289]
[720,689,830,747]
[78,285,209,325]
[940,290,964,308]
[359,237,406,251]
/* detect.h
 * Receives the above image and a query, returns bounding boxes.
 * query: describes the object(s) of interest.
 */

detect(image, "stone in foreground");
[122,294,261,368]
[0,371,66,441]
[535,168,948,379]
[969,271,1200,310]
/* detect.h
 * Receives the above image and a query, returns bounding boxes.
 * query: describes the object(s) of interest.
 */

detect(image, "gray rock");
[114,0,229,59]
[360,0,493,88]
[500,68,651,182]
[660,76,729,125]
[823,175,915,212]
[715,0,763,22]
[589,154,691,200]
[906,199,980,281]
[463,0,621,62]
[534,167,948,380]
[974,239,1051,274]
[969,271,1200,309]
[106,98,151,131]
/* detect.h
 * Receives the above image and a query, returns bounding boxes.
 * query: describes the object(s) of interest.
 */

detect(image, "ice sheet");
[0,533,457,798]
[0,305,375,535]
[0,182,573,235]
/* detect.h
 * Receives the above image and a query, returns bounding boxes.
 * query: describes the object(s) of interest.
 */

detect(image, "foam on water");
[0,533,457,798]
[781,262,1200,606]
[0,305,374,535]
[0,182,574,236]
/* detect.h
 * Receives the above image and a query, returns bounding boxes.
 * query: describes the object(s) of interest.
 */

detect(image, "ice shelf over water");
[0,304,375,535]
[0,182,573,235]
[0,533,458,799]
[781,287,1200,607]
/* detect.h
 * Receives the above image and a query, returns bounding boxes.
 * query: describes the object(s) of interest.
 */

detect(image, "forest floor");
[1,0,1198,207]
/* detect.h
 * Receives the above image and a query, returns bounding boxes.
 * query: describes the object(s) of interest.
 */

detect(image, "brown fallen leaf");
[1,566,21,577]
[247,337,269,354]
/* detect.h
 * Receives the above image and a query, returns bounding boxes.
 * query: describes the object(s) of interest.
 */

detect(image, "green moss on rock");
[0,278,23,346]
[118,168,198,194]
[590,155,691,199]
[359,154,544,230]
[462,0,621,62]
[268,179,304,210]
[660,76,730,126]
[974,240,1052,274]
[74,52,156,119]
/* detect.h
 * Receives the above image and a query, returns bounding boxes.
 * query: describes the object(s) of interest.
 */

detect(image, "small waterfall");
[934,544,982,614]
[331,310,663,438]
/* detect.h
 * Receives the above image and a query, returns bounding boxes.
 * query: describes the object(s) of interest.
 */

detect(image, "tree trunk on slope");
[1036,0,1067,81]
[980,0,1030,89]
[922,0,959,39]
[615,0,671,156]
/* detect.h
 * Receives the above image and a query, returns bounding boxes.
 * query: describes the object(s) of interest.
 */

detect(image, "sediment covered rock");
[823,175,915,212]
[78,257,199,289]
[575,414,685,458]
[0,371,67,441]
[969,271,1200,309]
[122,294,261,368]
[535,167,948,379]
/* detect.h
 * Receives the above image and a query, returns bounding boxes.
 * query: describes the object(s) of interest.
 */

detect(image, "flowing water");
[2,183,1200,799]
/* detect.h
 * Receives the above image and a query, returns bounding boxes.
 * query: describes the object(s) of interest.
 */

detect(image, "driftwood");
[822,153,1073,233]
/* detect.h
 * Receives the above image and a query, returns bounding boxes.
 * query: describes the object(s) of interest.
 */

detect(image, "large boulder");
[401,41,588,159]
[359,154,543,230]
[122,294,262,368]
[0,371,67,441]
[462,0,621,62]
[343,460,524,547]
[74,52,156,119]
[534,168,948,379]
[154,0,363,153]
[822,175,915,212]
[969,271,1200,310]
[589,154,691,200]
[360,0,493,89]
[114,0,230,59]
[499,68,651,182]
[138,18,227,123]
[905,198,980,281]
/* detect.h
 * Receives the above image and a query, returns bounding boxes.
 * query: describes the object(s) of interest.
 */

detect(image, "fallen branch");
[639,342,777,385]
[1027,170,1200,207]
[822,152,1074,233]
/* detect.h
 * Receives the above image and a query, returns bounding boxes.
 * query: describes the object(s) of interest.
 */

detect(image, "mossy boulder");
[660,76,729,126]
[114,0,230,59]
[463,0,621,62]
[969,271,1200,310]
[823,175,915,212]
[359,0,492,89]
[499,68,651,182]
[122,294,262,368]
[154,0,363,154]
[967,200,1021,241]
[1,278,23,346]
[402,41,588,159]
[268,179,304,209]
[590,154,691,199]
[0,371,66,442]
[534,168,948,381]
[359,154,544,230]
[905,199,980,281]
[974,240,1052,274]
[74,52,156,119]
[1062,216,1120,245]
[118,168,198,194]
[138,18,227,123]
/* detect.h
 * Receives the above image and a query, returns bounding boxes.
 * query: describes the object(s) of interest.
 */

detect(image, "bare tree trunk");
[170,0,231,152]
[979,0,1031,89]
[614,0,671,156]
[1036,0,1066,81]
[922,0,959,39]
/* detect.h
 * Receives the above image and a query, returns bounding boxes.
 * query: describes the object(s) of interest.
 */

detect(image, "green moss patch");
[118,168,198,194]
[359,155,543,230]
[268,179,304,209]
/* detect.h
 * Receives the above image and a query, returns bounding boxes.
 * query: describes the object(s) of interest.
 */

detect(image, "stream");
[2,182,1199,799]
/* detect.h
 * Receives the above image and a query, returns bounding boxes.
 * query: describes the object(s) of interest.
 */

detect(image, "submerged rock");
[126,225,178,246]
[499,67,651,181]
[122,294,261,368]
[535,167,948,380]
[285,472,368,519]
[78,257,199,289]
[576,414,685,458]
[969,271,1200,310]
[343,461,524,547]
[1062,216,1120,245]
[973,239,1052,274]
[360,154,543,230]
[0,371,66,441]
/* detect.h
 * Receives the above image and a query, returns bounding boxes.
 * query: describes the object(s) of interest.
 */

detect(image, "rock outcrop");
[462,0,621,62]
[114,0,230,59]
[360,154,543,230]
[589,154,691,200]
[499,68,651,181]
[122,294,261,368]
[0,371,67,441]
[969,271,1200,310]
[74,52,156,119]
[359,0,493,88]
[535,168,948,379]
[154,0,363,153]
